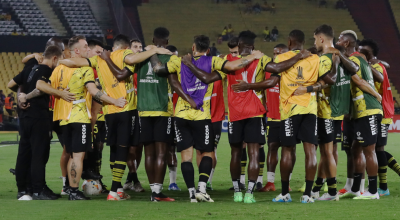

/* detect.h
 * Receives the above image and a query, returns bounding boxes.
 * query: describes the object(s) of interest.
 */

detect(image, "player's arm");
[36,80,75,102]
[99,50,132,81]
[370,65,384,83]
[150,54,170,77]
[222,50,264,72]
[326,48,360,74]
[231,75,280,92]
[179,54,222,84]
[7,79,18,92]
[264,49,311,73]
[86,82,126,107]
[58,58,90,68]
[168,73,197,109]
[369,59,390,69]
[124,46,172,65]
[22,53,43,64]
[351,74,382,102]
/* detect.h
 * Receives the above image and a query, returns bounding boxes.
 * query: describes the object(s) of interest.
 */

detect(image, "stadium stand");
[0,0,57,36]
[0,51,33,95]
[49,0,103,37]
[389,0,400,30]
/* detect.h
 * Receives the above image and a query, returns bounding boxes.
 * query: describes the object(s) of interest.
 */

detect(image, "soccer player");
[333,31,383,200]
[130,38,143,52]
[358,39,394,196]
[178,31,311,203]
[151,34,268,203]
[59,34,173,201]
[50,36,126,200]
[232,30,319,203]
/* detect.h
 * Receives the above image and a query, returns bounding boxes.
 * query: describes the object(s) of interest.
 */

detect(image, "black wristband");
[306,86,313,93]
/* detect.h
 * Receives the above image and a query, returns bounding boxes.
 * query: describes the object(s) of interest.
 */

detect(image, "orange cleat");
[338,188,348,196]
[259,182,276,192]
[117,189,131,200]
[151,193,175,202]
[107,191,120,201]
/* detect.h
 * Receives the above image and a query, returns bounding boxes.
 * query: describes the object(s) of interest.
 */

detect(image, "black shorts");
[93,121,106,143]
[228,117,266,145]
[105,110,139,147]
[212,121,222,147]
[267,120,280,144]
[62,123,92,153]
[139,116,173,143]
[333,120,342,144]
[377,121,389,147]
[341,119,354,151]
[353,114,382,147]
[279,114,318,146]
[174,118,214,152]
[317,118,334,144]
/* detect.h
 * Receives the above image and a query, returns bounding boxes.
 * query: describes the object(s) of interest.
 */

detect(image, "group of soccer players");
[8,23,399,204]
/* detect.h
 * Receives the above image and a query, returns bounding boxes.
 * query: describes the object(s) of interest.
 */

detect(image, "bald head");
[46,37,64,51]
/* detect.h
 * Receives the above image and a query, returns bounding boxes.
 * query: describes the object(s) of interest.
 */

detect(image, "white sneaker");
[353,191,379,200]
[318,193,339,201]
[339,190,361,199]
[189,189,197,203]
[300,195,314,203]
[195,190,214,202]
[311,191,320,199]
[123,182,133,191]
[272,193,292,202]
[18,195,32,201]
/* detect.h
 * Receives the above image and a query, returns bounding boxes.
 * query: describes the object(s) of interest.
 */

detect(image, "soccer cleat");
[133,182,145,192]
[69,190,91,200]
[233,192,243,202]
[298,182,306,192]
[17,191,32,201]
[378,188,390,196]
[168,183,181,191]
[243,193,256,204]
[117,188,131,200]
[353,191,379,200]
[318,193,339,201]
[123,182,133,191]
[272,193,292,202]
[45,185,61,199]
[32,189,59,200]
[151,192,175,202]
[340,191,361,199]
[206,181,213,191]
[229,183,246,190]
[189,189,197,203]
[107,191,120,201]
[195,190,214,202]
[99,179,109,194]
[311,191,320,200]
[259,182,276,192]
[61,187,70,196]
[323,182,328,192]
[338,188,348,196]
[255,182,263,191]
[9,168,16,175]
[300,195,314,203]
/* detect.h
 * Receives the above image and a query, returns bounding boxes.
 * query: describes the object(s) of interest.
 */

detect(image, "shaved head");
[46,37,64,51]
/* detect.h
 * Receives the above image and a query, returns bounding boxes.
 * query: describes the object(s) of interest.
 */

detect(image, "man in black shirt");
[11,46,73,200]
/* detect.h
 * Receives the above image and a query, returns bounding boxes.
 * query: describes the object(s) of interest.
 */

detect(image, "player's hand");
[18,93,27,104]
[376,94,382,103]
[299,49,312,59]
[145,45,156,51]
[34,53,44,64]
[333,53,340,66]
[182,54,193,66]
[231,80,249,92]
[251,50,264,59]
[293,86,307,96]
[100,50,111,60]
[369,58,380,65]
[155,47,173,55]
[18,102,30,110]
[325,47,340,55]
[187,97,198,110]
[114,97,127,108]
[60,87,75,102]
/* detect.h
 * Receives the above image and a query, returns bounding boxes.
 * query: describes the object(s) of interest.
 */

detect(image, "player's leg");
[167,143,180,191]
[256,145,265,191]
[207,121,222,190]
[60,146,70,195]
[262,141,279,192]
[144,142,157,197]
[130,112,144,192]
[385,151,400,176]
[240,143,247,188]
[339,118,354,195]
[124,146,138,190]
[152,141,174,201]
[376,122,389,196]
[228,120,245,201]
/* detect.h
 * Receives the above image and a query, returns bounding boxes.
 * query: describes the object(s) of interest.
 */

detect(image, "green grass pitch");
[0,132,400,219]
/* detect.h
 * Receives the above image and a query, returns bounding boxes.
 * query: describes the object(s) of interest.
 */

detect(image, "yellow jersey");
[317,54,333,119]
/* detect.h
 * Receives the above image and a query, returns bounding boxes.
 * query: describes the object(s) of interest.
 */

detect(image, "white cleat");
[195,191,214,202]
[311,191,320,200]
[300,195,315,203]
[318,193,339,201]
[353,191,379,200]
[189,189,197,203]
[123,182,133,191]
[18,195,32,201]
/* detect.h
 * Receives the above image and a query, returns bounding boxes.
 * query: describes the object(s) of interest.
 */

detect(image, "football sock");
[169,166,177,184]
[109,145,116,173]
[62,176,66,187]
[385,151,400,176]
[150,184,154,193]
[312,177,324,193]
[241,148,247,184]
[246,180,256,194]
[132,172,139,184]
[345,178,353,191]
[327,177,337,196]
[111,146,128,192]
[65,175,70,187]
[267,172,275,183]
[198,156,212,193]
[377,151,388,190]
[281,181,289,195]
[289,173,292,181]
[70,187,78,194]
[232,179,240,193]
[368,176,378,194]
[360,178,365,193]
[351,173,362,192]
[95,150,102,174]
[303,180,314,197]
[153,183,162,194]
[258,147,265,183]
[181,162,195,189]
[209,168,215,184]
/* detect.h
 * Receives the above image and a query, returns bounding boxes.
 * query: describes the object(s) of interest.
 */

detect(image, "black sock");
[110,145,116,172]
[198,156,213,183]
[181,162,195,189]
[368,176,378,194]
[386,151,400,176]
[326,177,337,196]
[351,173,362,192]
[303,180,314,196]
[281,181,289,196]
[70,187,78,193]
[377,151,388,190]
[241,148,247,177]
[246,180,256,194]
[126,173,133,183]
[312,177,324,192]
[132,172,139,184]
[111,146,128,192]
[258,147,265,180]
[97,151,102,174]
